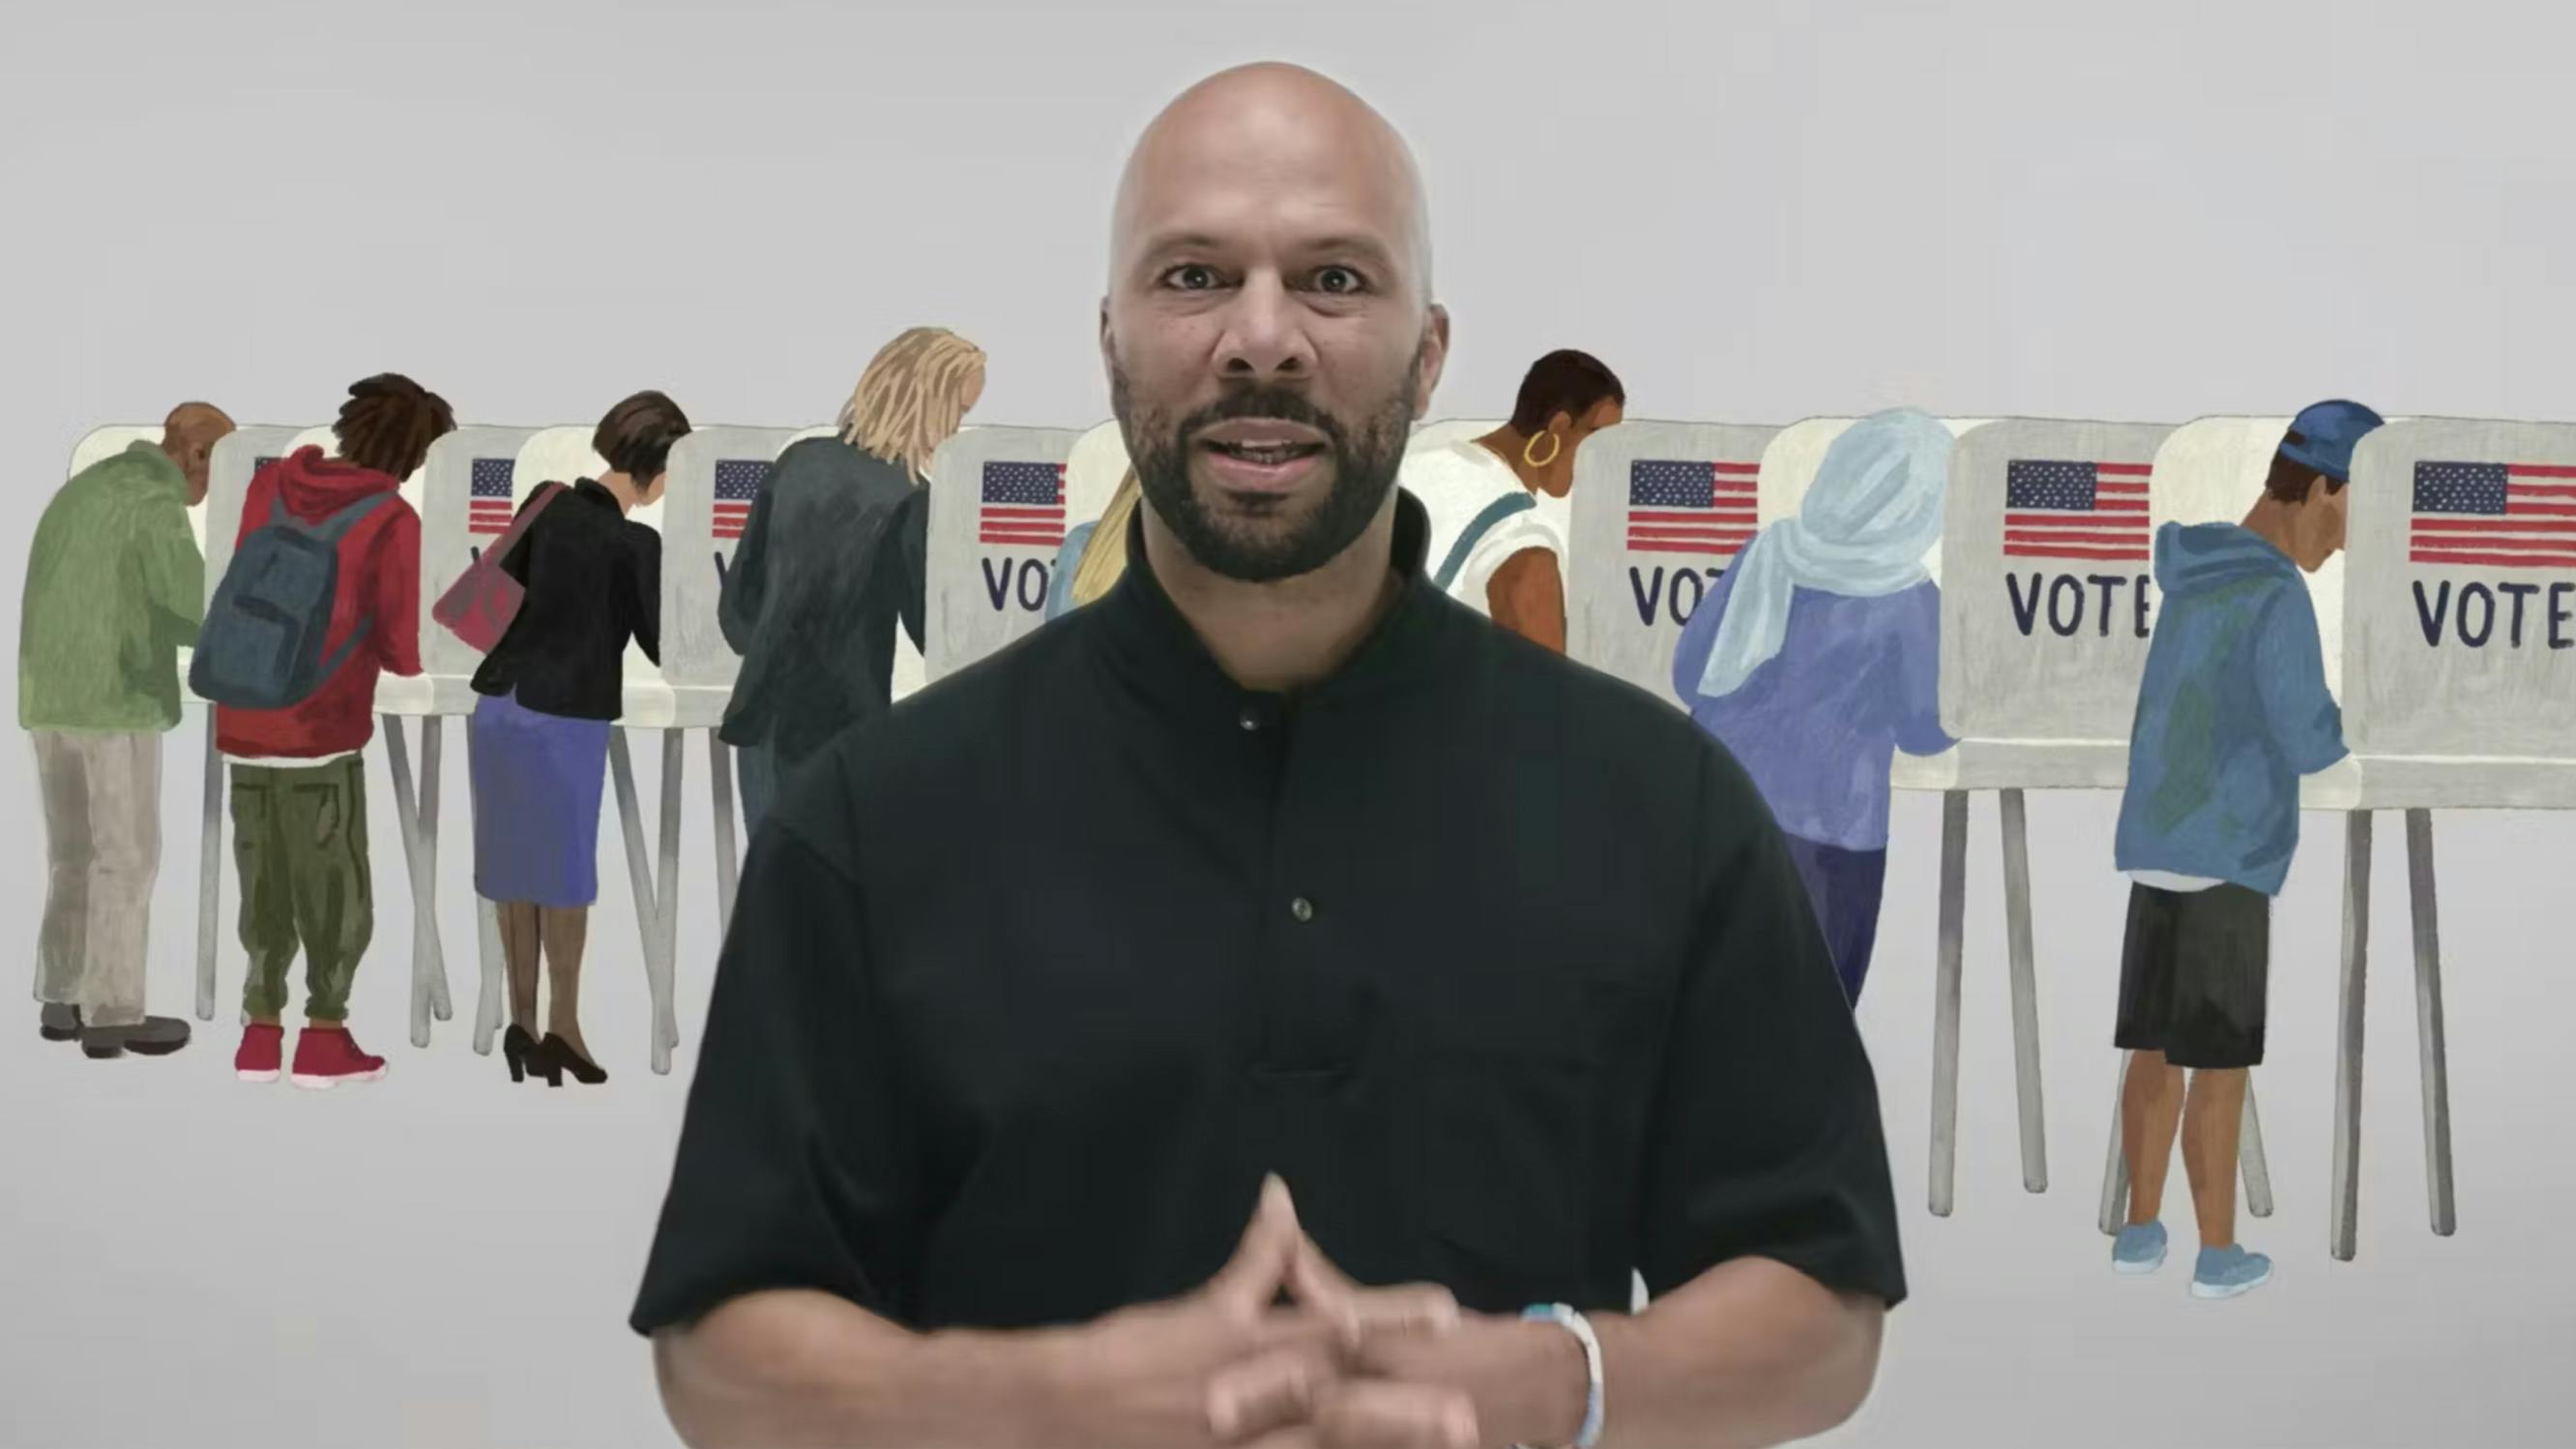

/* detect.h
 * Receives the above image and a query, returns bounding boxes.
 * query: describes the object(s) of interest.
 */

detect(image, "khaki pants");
[31,730,163,1028]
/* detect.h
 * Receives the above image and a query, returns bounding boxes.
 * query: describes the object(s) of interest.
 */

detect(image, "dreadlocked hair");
[334,373,456,480]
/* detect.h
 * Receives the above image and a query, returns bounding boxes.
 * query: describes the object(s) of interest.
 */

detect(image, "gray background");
[4,1,2571,1444]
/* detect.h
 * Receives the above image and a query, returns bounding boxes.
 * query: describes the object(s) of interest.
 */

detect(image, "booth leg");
[194,712,223,1022]
[2330,811,2374,1262]
[1999,787,2047,1194]
[1930,789,1970,1217]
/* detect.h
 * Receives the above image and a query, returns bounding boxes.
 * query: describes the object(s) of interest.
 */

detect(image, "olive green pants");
[229,755,373,1023]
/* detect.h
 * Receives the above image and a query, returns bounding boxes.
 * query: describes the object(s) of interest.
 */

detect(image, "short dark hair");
[593,390,692,481]
[2264,435,2344,503]
[335,373,456,479]
[1508,349,1625,435]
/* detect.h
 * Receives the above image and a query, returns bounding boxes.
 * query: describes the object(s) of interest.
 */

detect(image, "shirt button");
[1289,896,1314,923]
[1239,709,1260,731]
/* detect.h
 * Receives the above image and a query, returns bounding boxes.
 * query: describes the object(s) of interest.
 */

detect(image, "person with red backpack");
[195,373,450,1088]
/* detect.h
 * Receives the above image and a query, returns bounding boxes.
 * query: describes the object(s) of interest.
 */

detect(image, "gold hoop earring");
[1523,431,1562,469]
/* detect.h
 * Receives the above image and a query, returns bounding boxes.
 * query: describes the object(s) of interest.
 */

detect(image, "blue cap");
[2277,399,2386,484]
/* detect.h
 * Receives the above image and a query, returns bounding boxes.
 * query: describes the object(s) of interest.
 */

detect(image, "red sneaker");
[290,1024,388,1089]
[236,1023,283,1083]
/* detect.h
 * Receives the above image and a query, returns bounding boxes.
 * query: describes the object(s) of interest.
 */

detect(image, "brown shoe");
[80,1016,191,1059]
[40,1003,81,1042]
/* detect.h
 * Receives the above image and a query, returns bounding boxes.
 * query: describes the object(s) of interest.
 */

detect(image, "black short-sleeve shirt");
[629,488,1906,1336]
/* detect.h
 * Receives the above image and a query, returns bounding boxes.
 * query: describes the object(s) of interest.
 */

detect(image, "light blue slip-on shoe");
[2191,1244,2274,1299]
[2112,1220,2167,1274]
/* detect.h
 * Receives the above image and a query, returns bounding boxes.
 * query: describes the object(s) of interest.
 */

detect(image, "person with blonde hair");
[718,326,986,834]
[1042,467,1143,619]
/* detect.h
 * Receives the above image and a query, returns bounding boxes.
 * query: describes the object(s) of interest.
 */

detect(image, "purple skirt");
[468,690,610,908]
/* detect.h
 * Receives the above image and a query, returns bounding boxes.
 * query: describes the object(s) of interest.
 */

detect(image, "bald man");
[21,401,234,1057]
[633,65,1903,1449]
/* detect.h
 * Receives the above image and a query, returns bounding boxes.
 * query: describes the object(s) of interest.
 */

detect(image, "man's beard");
[1110,346,1421,583]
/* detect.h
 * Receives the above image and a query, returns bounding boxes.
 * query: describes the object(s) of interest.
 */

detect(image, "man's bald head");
[161,401,234,502]
[1108,62,1433,302]
[1098,62,1449,587]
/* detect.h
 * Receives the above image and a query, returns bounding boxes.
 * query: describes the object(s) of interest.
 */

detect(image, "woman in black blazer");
[469,390,687,1087]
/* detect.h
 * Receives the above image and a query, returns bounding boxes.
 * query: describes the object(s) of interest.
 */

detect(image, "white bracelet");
[1514,1303,1603,1449]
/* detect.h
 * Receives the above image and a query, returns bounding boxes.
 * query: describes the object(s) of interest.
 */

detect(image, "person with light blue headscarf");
[1670,406,1957,1004]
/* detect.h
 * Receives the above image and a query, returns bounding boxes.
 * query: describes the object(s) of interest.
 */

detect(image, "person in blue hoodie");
[2107,399,2382,1300]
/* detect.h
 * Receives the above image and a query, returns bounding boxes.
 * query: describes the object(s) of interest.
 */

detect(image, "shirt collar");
[1093,487,1447,719]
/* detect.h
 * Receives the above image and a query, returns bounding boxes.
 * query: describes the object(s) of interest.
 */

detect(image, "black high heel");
[502,1024,539,1083]
[539,1032,606,1086]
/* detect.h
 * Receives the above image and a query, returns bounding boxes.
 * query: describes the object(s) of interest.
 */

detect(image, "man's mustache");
[1179,388,1348,443]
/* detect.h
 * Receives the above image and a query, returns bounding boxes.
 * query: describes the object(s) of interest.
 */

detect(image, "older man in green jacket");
[19,402,233,1058]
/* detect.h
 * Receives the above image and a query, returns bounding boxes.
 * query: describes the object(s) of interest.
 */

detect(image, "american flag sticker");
[2003,460,2151,562]
[980,460,1067,547]
[469,458,515,536]
[713,459,766,542]
[2410,460,2576,570]
[1626,459,1758,559]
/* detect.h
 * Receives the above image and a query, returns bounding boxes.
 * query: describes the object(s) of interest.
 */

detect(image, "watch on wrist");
[1513,1303,1603,1449]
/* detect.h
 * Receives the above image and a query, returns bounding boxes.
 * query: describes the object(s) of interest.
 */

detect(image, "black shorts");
[2114,880,2269,1069]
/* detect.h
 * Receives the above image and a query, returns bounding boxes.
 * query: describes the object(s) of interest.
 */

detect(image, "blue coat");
[2114,522,2348,896]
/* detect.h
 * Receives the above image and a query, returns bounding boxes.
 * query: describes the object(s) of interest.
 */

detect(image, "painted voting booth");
[923,426,1085,684]
[656,426,799,959]
[1563,419,1777,692]
[2317,419,2576,1258]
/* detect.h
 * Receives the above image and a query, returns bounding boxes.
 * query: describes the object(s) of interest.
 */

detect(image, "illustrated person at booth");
[2106,399,2382,1299]
[204,374,445,1089]
[468,390,688,1088]
[717,327,984,836]
[1045,464,1144,620]
[1397,349,1625,653]
[1668,406,1956,1007]
[20,401,233,1059]
[632,61,1902,1449]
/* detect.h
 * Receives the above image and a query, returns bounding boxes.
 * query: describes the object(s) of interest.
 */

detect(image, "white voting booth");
[2313,418,2574,1258]
[651,426,801,982]
[1563,420,1778,695]
[1065,418,1131,529]
[923,426,1087,684]
[1919,417,2196,1215]
[187,425,323,1023]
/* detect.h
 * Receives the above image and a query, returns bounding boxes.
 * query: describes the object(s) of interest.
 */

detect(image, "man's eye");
[1167,264,1220,290]
[1315,267,1366,294]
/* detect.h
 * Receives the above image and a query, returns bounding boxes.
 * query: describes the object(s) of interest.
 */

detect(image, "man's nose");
[1212,273,1318,383]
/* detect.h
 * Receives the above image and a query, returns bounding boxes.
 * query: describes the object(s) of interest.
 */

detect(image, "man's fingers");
[1288,1236,1459,1345]
[1206,1343,1342,1444]
[1312,1380,1481,1449]
[1209,1176,1303,1317]
[1345,1284,1461,1341]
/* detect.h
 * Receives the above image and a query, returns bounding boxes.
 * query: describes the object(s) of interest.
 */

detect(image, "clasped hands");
[1062,1175,1584,1449]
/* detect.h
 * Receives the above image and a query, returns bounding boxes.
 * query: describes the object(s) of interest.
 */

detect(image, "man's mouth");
[1202,439,1326,466]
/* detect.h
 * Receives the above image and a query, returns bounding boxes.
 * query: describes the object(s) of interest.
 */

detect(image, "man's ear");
[1411,303,1451,416]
